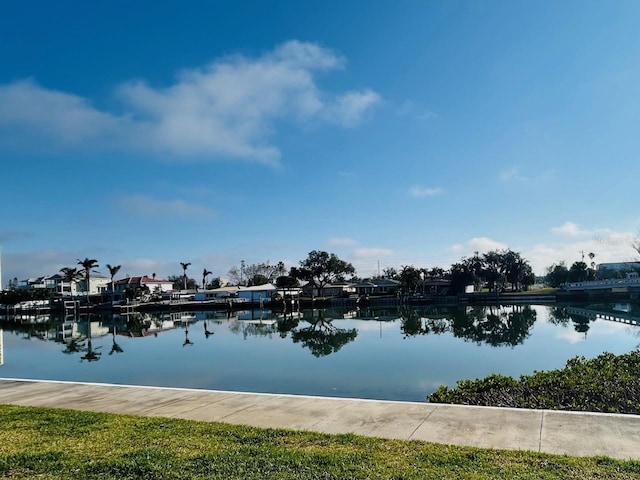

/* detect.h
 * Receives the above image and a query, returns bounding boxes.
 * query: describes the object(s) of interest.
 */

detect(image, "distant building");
[113,276,174,294]
[354,278,401,296]
[18,273,109,296]
[597,262,640,279]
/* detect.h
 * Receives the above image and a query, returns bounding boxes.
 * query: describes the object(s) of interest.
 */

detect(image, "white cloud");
[551,221,589,237]
[447,237,509,262]
[0,41,380,165]
[500,166,555,184]
[328,237,358,247]
[409,186,444,198]
[524,228,639,275]
[353,247,394,259]
[467,237,508,253]
[115,194,215,218]
[0,79,129,146]
[499,167,527,182]
[322,89,381,127]
[395,100,439,121]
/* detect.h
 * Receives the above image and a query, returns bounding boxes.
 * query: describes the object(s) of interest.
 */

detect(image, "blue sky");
[1,0,640,285]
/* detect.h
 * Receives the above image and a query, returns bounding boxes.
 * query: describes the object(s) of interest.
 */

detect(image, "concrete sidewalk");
[1,378,640,461]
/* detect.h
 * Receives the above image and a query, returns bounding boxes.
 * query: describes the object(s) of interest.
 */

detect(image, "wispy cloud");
[409,186,444,198]
[0,41,380,165]
[328,237,358,247]
[551,221,589,237]
[450,237,509,256]
[352,247,394,259]
[115,194,215,218]
[500,166,555,184]
[396,100,439,121]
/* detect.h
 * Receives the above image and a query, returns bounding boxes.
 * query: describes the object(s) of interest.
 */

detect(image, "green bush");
[428,350,640,414]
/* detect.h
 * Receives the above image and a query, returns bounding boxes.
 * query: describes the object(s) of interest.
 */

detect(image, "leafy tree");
[568,261,589,282]
[428,267,446,279]
[545,262,569,287]
[180,262,191,290]
[399,265,421,294]
[381,267,399,280]
[276,275,299,289]
[291,251,355,297]
[206,277,222,289]
[449,262,474,294]
[169,274,196,290]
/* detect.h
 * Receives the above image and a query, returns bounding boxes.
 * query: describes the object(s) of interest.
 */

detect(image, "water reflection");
[1,303,639,362]
[290,309,358,357]
[398,305,537,347]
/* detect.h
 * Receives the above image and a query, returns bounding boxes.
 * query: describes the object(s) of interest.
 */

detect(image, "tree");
[428,267,446,279]
[77,258,99,304]
[180,262,191,290]
[399,265,421,294]
[105,264,121,303]
[202,268,212,289]
[569,261,590,282]
[292,250,355,297]
[169,274,196,290]
[59,267,82,299]
[228,261,286,286]
[545,262,569,287]
[382,267,399,280]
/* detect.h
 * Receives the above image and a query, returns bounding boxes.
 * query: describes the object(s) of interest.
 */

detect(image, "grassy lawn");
[1,405,639,479]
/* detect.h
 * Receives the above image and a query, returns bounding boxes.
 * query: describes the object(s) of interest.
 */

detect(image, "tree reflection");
[80,315,102,362]
[398,305,537,347]
[276,310,300,338]
[62,338,85,354]
[109,322,123,355]
[291,310,357,357]
[454,305,536,347]
[400,307,451,338]
[204,320,214,339]
[547,306,571,326]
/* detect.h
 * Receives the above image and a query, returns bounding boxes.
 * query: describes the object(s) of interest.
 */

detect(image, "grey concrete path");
[2,378,640,461]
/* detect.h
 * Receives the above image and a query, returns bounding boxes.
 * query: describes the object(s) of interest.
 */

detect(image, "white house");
[113,276,174,294]
[18,273,109,296]
[194,286,240,301]
[237,283,278,303]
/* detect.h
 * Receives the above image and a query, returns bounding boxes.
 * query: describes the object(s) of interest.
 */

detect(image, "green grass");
[1,405,639,479]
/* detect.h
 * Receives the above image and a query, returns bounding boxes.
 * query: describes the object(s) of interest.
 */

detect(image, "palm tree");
[59,267,82,300]
[180,262,191,290]
[105,264,121,304]
[77,258,100,305]
[202,268,212,289]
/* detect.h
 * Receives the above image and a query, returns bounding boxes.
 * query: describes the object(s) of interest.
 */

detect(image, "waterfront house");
[300,282,356,297]
[237,283,278,303]
[354,278,401,296]
[113,276,174,295]
[19,273,110,296]
[194,286,240,301]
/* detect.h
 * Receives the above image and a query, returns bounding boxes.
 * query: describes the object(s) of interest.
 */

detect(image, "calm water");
[1,303,639,402]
